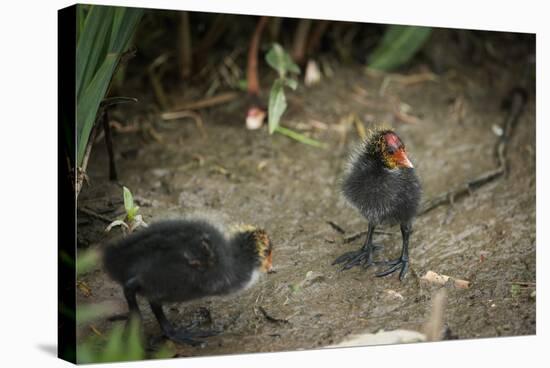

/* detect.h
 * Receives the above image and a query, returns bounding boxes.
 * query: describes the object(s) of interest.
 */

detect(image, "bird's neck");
[363,152,387,173]
[211,234,260,295]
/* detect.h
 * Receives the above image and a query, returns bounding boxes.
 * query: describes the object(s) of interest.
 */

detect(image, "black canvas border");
[58,4,77,364]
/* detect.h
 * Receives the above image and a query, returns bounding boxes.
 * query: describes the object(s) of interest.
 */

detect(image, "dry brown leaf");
[77,280,92,297]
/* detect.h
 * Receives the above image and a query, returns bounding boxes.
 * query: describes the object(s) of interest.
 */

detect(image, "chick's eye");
[387,147,396,155]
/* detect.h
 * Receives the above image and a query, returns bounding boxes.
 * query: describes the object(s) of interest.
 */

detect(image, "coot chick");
[103,218,273,346]
[333,128,421,280]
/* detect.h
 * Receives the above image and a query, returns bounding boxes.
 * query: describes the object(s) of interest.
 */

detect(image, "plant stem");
[193,14,228,65]
[292,19,312,65]
[102,110,118,181]
[307,20,331,55]
[76,115,101,197]
[178,11,192,79]
[274,126,326,148]
[247,16,268,96]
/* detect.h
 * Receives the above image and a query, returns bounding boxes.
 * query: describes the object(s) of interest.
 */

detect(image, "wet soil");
[77,43,536,357]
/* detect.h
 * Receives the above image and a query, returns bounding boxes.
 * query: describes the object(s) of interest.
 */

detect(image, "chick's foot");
[332,244,383,270]
[162,327,221,347]
[375,257,409,281]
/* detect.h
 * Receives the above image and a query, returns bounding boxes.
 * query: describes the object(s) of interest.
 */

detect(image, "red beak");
[394,150,414,168]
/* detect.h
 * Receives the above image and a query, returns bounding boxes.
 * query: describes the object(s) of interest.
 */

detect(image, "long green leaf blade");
[368,25,431,71]
[268,79,287,134]
[77,53,118,164]
[123,186,134,216]
[275,126,326,148]
[265,43,300,78]
[76,5,113,99]
[76,5,143,166]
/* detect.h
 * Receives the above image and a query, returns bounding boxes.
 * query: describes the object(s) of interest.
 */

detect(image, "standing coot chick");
[103,218,273,346]
[333,128,421,280]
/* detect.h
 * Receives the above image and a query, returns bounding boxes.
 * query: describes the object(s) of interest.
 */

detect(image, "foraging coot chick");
[333,128,421,280]
[103,218,273,346]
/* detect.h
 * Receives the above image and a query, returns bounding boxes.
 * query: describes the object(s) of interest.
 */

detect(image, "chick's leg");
[123,277,142,319]
[376,222,411,281]
[333,223,382,270]
[149,302,219,347]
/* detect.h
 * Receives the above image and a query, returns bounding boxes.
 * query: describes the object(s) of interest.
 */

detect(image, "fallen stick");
[78,207,113,224]
[419,87,527,216]
[423,289,448,341]
[170,92,238,111]
[419,167,504,215]
[160,110,207,139]
[326,220,346,234]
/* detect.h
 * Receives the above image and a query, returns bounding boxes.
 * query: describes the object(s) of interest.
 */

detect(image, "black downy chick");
[103,218,273,346]
[333,129,421,280]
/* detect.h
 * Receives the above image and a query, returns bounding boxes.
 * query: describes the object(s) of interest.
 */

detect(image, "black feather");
[342,132,422,225]
[103,218,262,303]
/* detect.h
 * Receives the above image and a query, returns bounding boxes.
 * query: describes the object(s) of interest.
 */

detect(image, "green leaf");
[76,5,87,42]
[77,53,118,164]
[76,343,95,364]
[123,186,134,214]
[286,59,301,75]
[368,25,432,71]
[127,206,139,222]
[284,78,298,90]
[268,79,287,134]
[265,43,286,77]
[76,5,114,99]
[77,315,145,364]
[108,8,143,54]
[265,43,301,78]
[76,249,100,275]
[76,303,116,325]
[76,5,143,166]
[275,126,327,148]
[101,323,125,362]
[101,317,144,362]
[153,344,176,360]
[125,317,145,361]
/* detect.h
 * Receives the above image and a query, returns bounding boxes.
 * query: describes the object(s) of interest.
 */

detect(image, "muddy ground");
[77,34,536,358]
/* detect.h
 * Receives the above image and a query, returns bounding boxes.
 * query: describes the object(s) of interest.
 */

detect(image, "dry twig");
[78,207,113,224]
[178,11,192,79]
[292,19,312,65]
[423,289,448,341]
[419,88,527,216]
[160,110,207,139]
[326,221,345,234]
[171,92,238,111]
[247,16,268,96]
